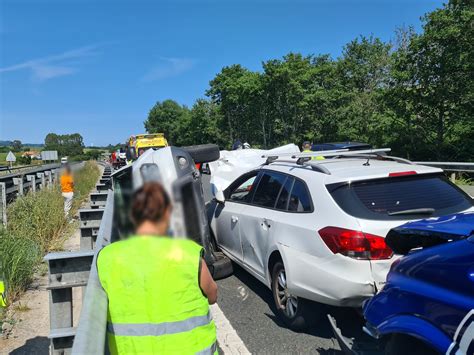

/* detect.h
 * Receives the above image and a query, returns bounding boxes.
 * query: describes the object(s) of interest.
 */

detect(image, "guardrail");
[44,163,112,354]
[414,161,474,182]
[0,163,62,226]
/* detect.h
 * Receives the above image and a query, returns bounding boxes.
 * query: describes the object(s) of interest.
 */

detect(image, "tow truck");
[126,133,169,160]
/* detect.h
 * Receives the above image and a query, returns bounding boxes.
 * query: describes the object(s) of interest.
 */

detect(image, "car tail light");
[318,227,393,260]
[388,171,417,177]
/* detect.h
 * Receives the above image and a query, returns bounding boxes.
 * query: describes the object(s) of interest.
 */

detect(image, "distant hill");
[0,140,44,147]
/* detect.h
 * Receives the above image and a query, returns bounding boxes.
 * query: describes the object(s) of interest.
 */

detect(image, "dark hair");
[130,182,171,226]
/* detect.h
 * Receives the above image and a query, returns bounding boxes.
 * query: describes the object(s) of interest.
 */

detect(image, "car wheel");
[385,334,438,355]
[271,261,319,330]
[210,251,233,280]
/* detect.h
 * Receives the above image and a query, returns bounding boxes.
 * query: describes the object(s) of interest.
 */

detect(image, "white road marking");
[211,303,251,355]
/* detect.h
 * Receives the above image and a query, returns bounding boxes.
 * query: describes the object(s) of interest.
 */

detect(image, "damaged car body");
[329,212,474,355]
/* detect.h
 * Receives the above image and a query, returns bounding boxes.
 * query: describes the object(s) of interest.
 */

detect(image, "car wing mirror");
[215,190,225,204]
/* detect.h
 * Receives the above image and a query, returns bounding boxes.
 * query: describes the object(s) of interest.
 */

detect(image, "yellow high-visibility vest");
[0,279,6,307]
[97,236,217,355]
[303,149,325,160]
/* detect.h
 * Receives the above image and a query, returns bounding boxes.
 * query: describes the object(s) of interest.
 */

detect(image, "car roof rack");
[262,148,411,175]
[263,148,391,161]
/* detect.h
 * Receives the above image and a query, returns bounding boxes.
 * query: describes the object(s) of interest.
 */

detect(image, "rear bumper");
[281,245,391,307]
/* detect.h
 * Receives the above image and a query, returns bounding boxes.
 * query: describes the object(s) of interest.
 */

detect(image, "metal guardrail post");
[45,170,52,187]
[90,192,108,209]
[13,177,24,196]
[52,169,59,183]
[79,209,104,251]
[0,182,6,226]
[45,250,95,355]
[26,174,36,193]
[37,172,45,190]
[95,183,109,192]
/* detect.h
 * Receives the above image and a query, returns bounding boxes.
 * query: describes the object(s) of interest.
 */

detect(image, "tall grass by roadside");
[0,229,39,301]
[73,161,101,207]
[0,161,100,305]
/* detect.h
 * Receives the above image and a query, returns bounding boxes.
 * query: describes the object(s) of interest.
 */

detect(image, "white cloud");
[142,57,195,82]
[0,45,99,81]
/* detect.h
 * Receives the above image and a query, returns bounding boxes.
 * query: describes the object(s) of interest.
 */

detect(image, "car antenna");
[363,157,370,166]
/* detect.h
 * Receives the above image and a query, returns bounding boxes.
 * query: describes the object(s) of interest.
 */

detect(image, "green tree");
[188,99,227,148]
[11,140,22,152]
[144,100,191,146]
[44,133,84,157]
[387,0,474,160]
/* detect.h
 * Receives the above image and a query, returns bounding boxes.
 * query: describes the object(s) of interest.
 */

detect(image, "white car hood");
[209,144,300,196]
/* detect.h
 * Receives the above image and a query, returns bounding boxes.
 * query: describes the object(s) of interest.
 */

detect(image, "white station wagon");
[208,151,474,329]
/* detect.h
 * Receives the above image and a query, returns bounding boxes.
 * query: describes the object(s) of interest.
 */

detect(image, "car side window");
[288,179,312,212]
[275,177,294,210]
[229,175,258,202]
[252,171,287,208]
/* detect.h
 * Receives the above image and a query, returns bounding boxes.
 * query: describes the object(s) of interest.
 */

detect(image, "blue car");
[329,212,474,355]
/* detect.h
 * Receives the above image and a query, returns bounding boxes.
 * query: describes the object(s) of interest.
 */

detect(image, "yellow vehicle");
[127,133,168,160]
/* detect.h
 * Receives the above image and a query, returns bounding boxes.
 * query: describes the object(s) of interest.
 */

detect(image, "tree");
[144,100,191,146]
[188,99,227,148]
[44,133,84,157]
[386,0,474,160]
[11,140,22,152]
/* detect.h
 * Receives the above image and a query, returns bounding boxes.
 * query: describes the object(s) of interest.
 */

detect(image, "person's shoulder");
[173,238,203,254]
[98,239,130,258]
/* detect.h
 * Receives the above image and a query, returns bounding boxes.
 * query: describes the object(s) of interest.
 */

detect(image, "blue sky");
[0,0,443,146]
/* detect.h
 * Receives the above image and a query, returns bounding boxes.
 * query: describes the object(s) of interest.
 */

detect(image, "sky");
[0,0,444,146]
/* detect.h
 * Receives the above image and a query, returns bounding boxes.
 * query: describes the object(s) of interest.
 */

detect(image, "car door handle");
[231,216,239,223]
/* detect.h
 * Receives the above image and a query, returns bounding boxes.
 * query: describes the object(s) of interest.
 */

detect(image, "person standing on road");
[302,141,324,160]
[97,182,218,355]
[60,164,74,218]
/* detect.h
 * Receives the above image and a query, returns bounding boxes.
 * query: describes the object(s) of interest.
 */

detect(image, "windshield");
[328,174,473,221]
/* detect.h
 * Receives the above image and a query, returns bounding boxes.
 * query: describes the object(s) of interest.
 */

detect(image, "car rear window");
[328,174,473,221]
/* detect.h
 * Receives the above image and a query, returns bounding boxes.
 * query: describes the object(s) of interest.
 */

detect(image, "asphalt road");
[201,174,370,354]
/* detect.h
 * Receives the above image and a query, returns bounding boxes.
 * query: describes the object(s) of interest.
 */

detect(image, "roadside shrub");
[7,187,67,253]
[73,161,101,206]
[0,229,40,302]
[1,161,100,304]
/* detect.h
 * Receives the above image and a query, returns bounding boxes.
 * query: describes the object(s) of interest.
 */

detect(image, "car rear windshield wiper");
[388,208,435,216]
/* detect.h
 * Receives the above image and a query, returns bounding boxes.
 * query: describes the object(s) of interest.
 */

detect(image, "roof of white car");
[265,158,443,184]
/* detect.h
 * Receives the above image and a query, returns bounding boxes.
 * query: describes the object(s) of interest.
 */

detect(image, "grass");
[0,161,100,306]
[13,302,31,312]
[455,174,473,186]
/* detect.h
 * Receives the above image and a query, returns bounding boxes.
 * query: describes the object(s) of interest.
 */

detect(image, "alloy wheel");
[275,269,298,318]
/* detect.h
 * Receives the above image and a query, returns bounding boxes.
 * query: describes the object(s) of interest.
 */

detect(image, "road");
[201,174,370,354]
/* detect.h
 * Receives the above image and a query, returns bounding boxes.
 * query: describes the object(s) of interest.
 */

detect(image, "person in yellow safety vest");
[0,278,6,307]
[302,141,325,160]
[97,182,218,355]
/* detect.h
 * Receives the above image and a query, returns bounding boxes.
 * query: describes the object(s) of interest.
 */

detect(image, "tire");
[209,251,233,280]
[183,144,220,164]
[385,334,439,355]
[271,261,320,330]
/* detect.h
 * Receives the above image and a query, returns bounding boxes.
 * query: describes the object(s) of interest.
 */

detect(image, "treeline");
[145,1,473,160]
[44,133,102,160]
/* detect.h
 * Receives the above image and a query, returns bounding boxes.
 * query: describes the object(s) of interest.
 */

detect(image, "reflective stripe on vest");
[107,312,212,336]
